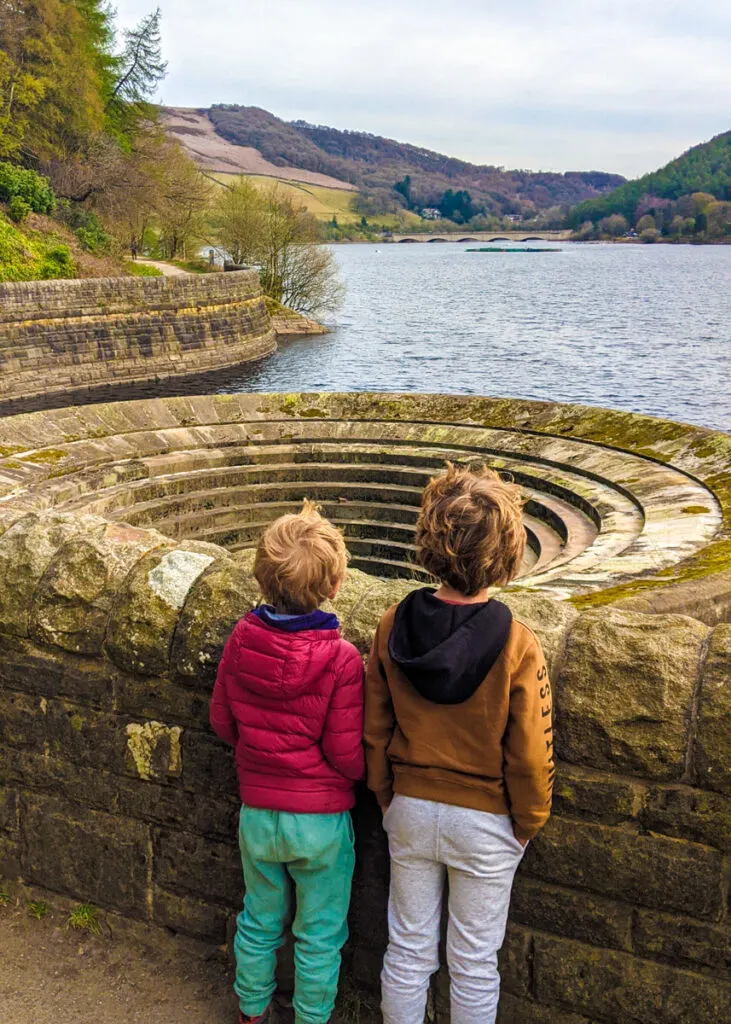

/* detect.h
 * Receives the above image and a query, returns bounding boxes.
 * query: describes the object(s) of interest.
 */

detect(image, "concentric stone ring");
[0,392,727,608]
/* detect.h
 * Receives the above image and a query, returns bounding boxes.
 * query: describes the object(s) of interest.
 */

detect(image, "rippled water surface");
[221,242,730,431]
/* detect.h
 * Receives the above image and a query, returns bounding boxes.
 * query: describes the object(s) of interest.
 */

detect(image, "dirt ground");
[0,895,379,1024]
[0,903,240,1024]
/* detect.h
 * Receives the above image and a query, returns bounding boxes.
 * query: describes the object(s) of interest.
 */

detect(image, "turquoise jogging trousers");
[235,804,355,1024]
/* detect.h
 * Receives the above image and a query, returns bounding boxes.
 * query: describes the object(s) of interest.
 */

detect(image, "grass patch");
[124,260,163,277]
[66,903,102,935]
[212,173,422,231]
[0,885,11,907]
[171,258,217,274]
[26,899,51,920]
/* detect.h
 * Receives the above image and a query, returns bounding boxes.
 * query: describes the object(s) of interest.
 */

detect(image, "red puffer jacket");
[210,611,365,813]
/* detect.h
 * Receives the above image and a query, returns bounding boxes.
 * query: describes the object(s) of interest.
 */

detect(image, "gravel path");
[135,259,189,277]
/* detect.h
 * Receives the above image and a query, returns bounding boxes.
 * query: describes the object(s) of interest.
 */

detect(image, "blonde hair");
[254,500,348,614]
[416,463,526,595]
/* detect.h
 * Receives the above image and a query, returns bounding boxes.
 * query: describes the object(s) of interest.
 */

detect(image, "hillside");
[163,108,356,190]
[170,104,625,218]
[569,131,731,227]
[0,208,150,282]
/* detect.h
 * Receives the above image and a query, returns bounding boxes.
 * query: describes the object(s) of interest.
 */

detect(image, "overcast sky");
[114,0,731,178]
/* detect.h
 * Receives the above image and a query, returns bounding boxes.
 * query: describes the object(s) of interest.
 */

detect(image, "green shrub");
[0,162,55,214]
[41,245,75,278]
[8,196,31,223]
[73,213,111,254]
[0,214,76,281]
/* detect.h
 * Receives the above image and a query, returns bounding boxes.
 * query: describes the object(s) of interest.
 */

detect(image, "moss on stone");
[21,449,69,465]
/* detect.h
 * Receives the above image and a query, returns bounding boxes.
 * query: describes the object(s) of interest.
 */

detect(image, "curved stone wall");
[0,272,276,406]
[0,393,729,1023]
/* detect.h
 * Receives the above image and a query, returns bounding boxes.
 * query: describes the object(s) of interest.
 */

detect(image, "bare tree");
[213,180,344,316]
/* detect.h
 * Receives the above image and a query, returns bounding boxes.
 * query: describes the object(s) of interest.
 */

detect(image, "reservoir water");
[220,242,731,432]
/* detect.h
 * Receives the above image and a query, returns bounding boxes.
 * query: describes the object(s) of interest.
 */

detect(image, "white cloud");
[113,0,731,176]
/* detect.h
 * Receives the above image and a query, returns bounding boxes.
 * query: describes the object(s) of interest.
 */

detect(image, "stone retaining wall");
[0,394,729,1023]
[0,272,276,403]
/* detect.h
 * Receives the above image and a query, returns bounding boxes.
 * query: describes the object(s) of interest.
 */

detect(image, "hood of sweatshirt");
[388,588,513,705]
[235,611,342,699]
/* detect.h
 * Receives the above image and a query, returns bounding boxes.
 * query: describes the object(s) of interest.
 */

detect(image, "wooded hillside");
[207,105,625,218]
[569,131,731,227]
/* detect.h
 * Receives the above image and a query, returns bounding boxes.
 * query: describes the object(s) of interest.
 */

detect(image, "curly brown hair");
[415,463,526,595]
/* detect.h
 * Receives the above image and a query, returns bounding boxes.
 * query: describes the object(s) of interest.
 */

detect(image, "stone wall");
[0,272,276,403]
[0,393,729,1022]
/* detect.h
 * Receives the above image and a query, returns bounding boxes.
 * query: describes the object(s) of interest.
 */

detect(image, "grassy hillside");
[0,209,143,282]
[569,131,731,226]
[207,105,625,218]
[0,212,77,281]
[211,172,422,229]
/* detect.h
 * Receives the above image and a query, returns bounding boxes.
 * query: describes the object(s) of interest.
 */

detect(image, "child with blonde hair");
[365,464,554,1024]
[211,501,364,1024]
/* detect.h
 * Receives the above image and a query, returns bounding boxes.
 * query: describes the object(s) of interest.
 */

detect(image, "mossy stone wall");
[0,515,728,1024]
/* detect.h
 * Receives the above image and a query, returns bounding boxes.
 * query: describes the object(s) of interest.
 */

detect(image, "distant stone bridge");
[390,229,572,243]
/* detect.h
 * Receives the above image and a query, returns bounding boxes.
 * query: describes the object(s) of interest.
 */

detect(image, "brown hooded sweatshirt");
[364,589,554,841]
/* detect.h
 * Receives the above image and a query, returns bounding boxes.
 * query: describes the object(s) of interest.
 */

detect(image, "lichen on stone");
[125,720,183,781]
[147,550,215,609]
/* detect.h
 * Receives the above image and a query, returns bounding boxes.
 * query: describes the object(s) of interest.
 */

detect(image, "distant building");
[421,208,442,220]
[505,214,521,223]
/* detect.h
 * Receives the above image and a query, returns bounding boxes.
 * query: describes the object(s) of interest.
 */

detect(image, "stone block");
[21,794,150,914]
[556,609,708,780]
[632,908,730,976]
[551,763,644,824]
[118,778,238,840]
[0,749,119,812]
[533,933,731,1024]
[105,544,220,677]
[497,993,594,1024]
[695,624,731,795]
[0,690,47,750]
[523,816,723,920]
[170,560,261,685]
[45,701,127,773]
[180,729,239,796]
[0,835,21,878]
[640,783,731,852]
[511,877,632,951]
[153,828,241,906]
[499,593,577,676]
[0,634,112,707]
[0,787,18,833]
[32,521,165,654]
[113,674,210,730]
[152,885,232,943]
[0,512,94,636]
[498,923,532,998]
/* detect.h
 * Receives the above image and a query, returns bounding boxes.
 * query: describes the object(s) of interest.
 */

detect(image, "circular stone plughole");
[0,393,727,605]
